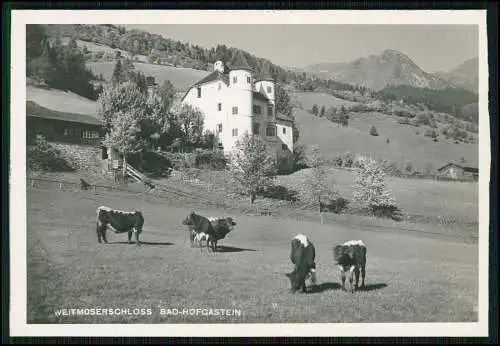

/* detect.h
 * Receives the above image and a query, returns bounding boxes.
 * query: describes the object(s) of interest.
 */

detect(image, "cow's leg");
[349,268,355,294]
[96,222,102,243]
[128,231,133,244]
[361,264,366,288]
[340,267,346,291]
[101,227,108,243]
[135,228,141,245]
[354,266,360,291]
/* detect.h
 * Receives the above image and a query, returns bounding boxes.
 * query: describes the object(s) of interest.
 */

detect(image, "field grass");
[27,182,478,324]
[293,102,479,172]
[86,61,208,92]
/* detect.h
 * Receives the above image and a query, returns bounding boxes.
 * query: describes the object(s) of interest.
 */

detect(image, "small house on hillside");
[437,162,478,181]
[26,101,103,146]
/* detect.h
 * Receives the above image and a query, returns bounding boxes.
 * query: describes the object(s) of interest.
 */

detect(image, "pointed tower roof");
[229,52,253,72]
[255,63,274,82]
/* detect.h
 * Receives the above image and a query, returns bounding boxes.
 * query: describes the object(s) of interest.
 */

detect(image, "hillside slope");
[27,84,98,116]
[292,92,478,171]
[86,61,207,91]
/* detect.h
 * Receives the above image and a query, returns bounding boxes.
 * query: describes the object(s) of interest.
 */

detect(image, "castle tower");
[227,53,254,149]
[255,66,276,117]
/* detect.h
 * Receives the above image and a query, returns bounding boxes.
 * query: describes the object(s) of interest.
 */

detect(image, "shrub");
[27,135,74,172]
[369,125,379,136]
[259,185,299,202]
[277,153,296,175]
[193,149,228,170]
[320,196,350,214]
[128,150,172,178]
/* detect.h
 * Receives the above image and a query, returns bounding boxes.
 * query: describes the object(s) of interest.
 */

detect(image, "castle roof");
[192,70,229,87]
[252,90,270,102]
[228,52,253,72]
[276,112,294,123]
[255,64,274,82]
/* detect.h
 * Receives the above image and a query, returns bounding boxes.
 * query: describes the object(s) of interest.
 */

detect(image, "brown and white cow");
[286,234,317,293]
[333,240,367,293]
[96,206,144,245]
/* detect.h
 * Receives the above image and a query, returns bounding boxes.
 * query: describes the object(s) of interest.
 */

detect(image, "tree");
[353,156,398,217]
[102,110,143,179]
[174,104,205,146]
[97,81,150,176]
[158,80,176,107]
[320,106,325,117]
[307,146,328,224]
[370,125,379,136]
[228,133,276,204]
[311,104,319,116]
[111,59,127,84]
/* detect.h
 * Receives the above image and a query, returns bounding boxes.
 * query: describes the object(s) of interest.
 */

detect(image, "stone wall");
[50,143,107,175]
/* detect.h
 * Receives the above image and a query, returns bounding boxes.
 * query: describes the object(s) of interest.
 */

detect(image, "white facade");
[181,61,294,159]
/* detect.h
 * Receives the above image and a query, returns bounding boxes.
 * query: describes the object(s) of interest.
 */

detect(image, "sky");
[123,24,478,73]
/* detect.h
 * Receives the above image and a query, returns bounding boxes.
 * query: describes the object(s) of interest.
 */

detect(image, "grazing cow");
[286,234,317,293]
[333,240,367,293]
[182,212,236,252]
[96,206,144,245]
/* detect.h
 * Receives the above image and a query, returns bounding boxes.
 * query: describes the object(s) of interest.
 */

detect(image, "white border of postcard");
[10,9,490,337]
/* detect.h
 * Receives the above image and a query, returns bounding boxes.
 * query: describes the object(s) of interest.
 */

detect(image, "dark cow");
[286,234,317,293]
[96,206,144,245]
[182,212,236,252]
[333,240,367,293]
[207,216,236,251]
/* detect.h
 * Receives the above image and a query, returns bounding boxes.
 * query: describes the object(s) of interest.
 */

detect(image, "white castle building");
[181,59,294,159]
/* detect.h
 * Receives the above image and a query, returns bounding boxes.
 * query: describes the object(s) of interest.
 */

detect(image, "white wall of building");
[182,61,293,158]
[277,121,294,153]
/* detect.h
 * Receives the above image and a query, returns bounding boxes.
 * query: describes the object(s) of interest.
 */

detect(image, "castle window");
[218,103,222,111]
[282,127,286,134]
[217,123,222,133]
[267,105,273,116]
[232,106,238,115]
[282,144,288,151]
[247,76,251,84]
[197,87,202,98]
[253,105,262,114]
[253,123,260,135]
[233,76,237,84]
[266,124,276,137]
[267,86,272,93]
[232,128,238,137]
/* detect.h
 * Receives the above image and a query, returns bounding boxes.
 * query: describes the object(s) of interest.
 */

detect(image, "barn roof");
[26,101,102,126]
[437,162,478,173]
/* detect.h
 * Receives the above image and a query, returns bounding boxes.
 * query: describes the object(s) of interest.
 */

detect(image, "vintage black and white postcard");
[9,9,491,338]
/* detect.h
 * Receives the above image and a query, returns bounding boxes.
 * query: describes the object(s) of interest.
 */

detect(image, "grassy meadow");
[27,181,479,324]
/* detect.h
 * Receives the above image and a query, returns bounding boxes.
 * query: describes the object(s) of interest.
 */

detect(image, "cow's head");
[182,212,196,226]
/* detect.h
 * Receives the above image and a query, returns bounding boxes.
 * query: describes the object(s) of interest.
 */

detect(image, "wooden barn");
[437,163,479,181]
[26,100,103,146]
